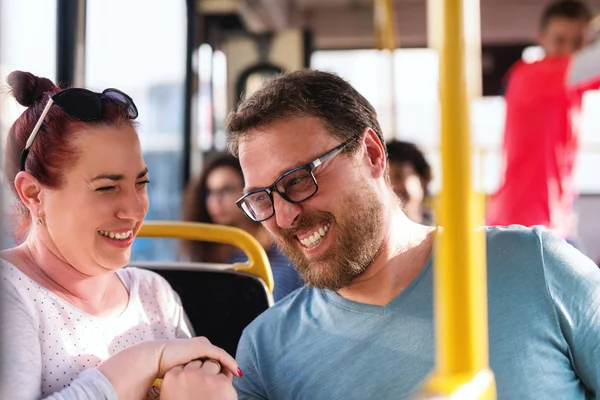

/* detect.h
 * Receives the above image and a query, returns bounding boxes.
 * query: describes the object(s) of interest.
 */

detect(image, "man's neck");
[337,210,436,306]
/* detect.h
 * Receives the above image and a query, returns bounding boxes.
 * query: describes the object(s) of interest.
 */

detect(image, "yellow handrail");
[418,0,496,398]
[138,221,274,292]
[374,0,396,50]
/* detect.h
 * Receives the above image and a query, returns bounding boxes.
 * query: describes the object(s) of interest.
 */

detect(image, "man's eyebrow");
[243,162,309,194]
[241,151,325,195]
[243,185,266,195]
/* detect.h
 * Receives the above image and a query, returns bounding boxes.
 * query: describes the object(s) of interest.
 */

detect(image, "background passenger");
[487,0,600,250]
[181,153,303,302]
[386,140,434,225]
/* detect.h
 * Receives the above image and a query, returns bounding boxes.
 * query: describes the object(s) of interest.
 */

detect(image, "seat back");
[131,262,272,356]
[135,221,274,356]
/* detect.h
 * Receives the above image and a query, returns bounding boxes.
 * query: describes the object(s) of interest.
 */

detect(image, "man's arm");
[568,39,600,87]
[540,231,600,395]
[234,331,268,400]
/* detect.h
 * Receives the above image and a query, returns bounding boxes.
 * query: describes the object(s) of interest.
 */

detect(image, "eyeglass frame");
[236,134,360,222]
[19,88,138,172]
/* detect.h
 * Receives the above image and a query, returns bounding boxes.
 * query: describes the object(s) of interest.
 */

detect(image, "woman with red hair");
[0,71,240,399]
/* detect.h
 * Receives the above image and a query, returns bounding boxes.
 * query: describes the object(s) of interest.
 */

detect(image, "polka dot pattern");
[2,261,193,397]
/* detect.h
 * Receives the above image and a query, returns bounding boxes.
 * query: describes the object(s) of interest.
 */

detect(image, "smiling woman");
[0,71,240,400]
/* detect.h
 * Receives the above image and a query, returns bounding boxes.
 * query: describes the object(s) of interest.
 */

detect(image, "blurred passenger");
[181,153,303,302]
[386,140,434,225]
[0,71,240,400]
[487,0,600,248]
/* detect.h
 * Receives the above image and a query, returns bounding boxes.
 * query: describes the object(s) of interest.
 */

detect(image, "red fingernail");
[237,367,244,377]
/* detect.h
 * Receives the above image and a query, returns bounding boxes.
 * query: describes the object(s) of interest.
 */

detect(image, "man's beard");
[273,183,384,291]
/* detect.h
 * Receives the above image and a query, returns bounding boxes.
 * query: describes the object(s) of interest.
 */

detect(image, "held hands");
[153,336,241,379]
[97,336,241,400]
[160,358,238,400]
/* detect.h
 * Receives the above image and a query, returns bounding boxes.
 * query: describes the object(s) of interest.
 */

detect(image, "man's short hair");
[540,0,592,30]
[226,69,385,157]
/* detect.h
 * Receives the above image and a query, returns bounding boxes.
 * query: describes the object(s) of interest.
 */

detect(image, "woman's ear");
[362,128,387,179]
[14,171,45,219]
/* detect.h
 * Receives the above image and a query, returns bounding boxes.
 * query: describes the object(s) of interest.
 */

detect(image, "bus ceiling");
[198,0,579,49]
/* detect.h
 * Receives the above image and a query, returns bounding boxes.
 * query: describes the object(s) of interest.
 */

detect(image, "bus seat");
[130,262,273,356]
[134,221,274,356]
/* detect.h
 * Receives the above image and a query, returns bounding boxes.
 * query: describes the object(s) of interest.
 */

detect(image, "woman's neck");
[2,236,126,317]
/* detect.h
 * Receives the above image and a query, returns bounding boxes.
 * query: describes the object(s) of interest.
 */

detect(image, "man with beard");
[226,70,600,399]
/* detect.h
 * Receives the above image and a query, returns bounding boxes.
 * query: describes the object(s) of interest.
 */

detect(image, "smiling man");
[226,70,600,400]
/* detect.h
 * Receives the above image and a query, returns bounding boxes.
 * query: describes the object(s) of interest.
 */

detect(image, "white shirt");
[0,260,193,400]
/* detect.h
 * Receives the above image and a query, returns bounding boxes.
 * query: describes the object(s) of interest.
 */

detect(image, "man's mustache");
[280,211,335,240]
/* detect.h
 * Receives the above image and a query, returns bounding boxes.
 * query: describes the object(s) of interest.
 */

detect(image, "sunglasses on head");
[20,87,139,171]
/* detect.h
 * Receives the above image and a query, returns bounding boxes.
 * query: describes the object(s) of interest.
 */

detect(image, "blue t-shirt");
[234,226,600,399]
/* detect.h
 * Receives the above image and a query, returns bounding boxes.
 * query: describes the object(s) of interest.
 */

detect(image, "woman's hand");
[153,336,240,378]
[97,336,241,400]
[160,359,238,400]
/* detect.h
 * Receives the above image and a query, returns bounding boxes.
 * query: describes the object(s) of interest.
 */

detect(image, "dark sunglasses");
[20,88,138,171]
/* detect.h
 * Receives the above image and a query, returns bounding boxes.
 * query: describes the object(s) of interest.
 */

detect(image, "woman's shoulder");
[1,257,51,321]
[1,257,41,294]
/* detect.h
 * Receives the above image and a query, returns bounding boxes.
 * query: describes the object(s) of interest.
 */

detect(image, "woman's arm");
[1,282,118,400]
[568,39,600,87]
[1,281,240,400]
[1,282,46,399]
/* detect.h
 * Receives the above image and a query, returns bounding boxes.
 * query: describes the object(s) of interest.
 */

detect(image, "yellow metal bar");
[374,0,396,50]
[374,0,398,139]
[138,221,274,292]
[463,0,482,99]
[418,0,495,398]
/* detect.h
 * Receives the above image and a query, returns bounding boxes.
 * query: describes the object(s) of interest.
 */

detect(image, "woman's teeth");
[98,230,133,240]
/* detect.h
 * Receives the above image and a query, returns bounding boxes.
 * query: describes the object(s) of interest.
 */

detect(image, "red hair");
[4,71,136,242]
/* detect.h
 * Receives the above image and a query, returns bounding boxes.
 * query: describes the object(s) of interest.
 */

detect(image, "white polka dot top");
[1,260,193,399]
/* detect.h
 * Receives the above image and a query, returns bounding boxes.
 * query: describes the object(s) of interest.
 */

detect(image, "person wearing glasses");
[181,153,303,302]
[227,70,600,399]
[0,71,240,400]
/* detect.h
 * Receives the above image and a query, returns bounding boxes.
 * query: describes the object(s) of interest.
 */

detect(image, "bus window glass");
[86,0,187,261]
[0,0,57,250]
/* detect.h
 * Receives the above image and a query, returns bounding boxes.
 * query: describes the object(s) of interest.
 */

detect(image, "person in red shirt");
[487,0,600,246]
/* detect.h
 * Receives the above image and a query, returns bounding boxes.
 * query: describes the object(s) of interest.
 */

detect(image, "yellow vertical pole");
[417,0,495,398]
[374,0,398,140]
[374,0,397,50]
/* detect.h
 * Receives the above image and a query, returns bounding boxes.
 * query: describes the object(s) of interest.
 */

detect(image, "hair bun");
[6,70,57,107]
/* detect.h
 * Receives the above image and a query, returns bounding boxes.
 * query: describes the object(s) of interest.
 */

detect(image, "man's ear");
[362,128,387,179]
[14,171,45,218]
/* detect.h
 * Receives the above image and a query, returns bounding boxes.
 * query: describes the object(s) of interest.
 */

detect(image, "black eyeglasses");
[236,135,359,222]
[20,88,138,171]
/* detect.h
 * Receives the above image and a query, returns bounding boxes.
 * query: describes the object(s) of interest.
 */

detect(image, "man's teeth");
[299,223,331,248]
[98,230,133,240]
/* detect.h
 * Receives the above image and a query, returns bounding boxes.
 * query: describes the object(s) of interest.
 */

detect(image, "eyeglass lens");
[241,168,317,221]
